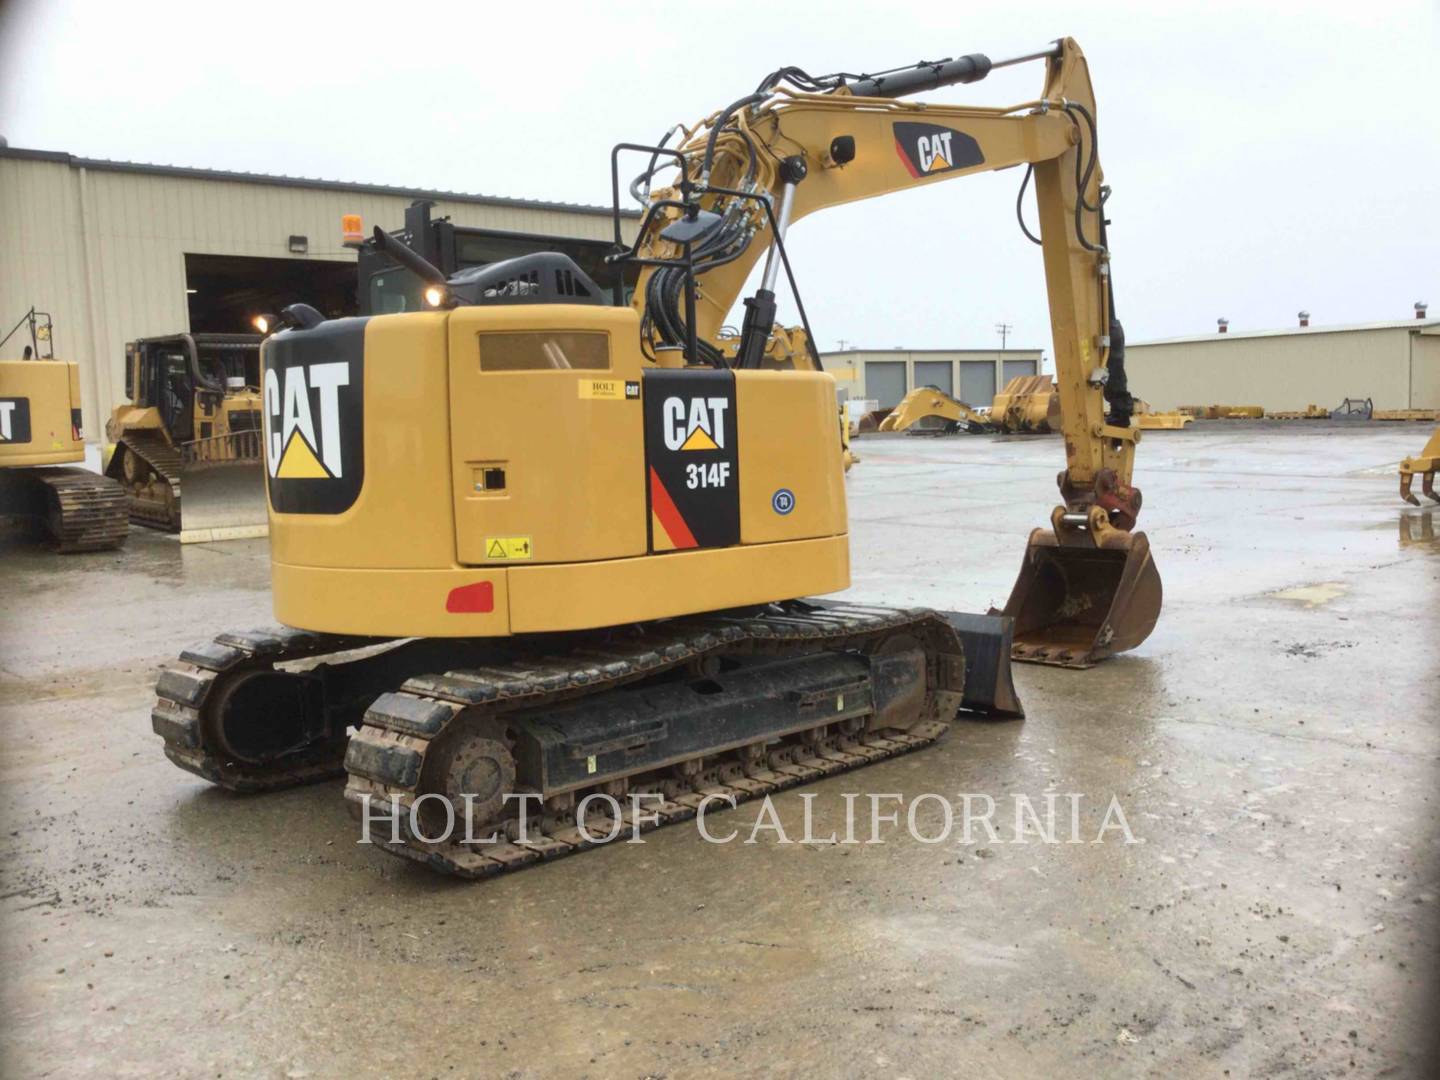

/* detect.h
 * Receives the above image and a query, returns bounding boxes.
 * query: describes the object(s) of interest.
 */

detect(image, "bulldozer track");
[32,467,129,552]
[114,431,183,531]
[343,602,964,878]
[153,603,969,879]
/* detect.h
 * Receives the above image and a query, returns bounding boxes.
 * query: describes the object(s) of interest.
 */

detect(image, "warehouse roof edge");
[0,144,639,219]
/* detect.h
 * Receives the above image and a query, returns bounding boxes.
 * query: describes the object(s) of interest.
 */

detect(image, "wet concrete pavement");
[1,421,1437,1077]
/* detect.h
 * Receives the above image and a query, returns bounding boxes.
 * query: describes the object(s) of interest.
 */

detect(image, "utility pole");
[994,323,1012,350]
[837,338,851,351]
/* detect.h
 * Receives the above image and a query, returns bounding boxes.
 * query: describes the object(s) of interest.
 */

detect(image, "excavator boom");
[620,38,1160,665]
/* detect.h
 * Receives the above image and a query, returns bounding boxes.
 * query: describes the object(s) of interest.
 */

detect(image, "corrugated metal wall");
[0,155,629,441]
[1126,326,1437,412]
[1410,331,1440,409]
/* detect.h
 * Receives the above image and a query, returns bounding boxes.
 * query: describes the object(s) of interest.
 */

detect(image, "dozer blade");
[177,460,269,543]
[936,610,1025,717]
[1000,529,1162,668]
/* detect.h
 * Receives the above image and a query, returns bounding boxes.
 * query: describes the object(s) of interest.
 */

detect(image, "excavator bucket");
[1000,529,1162,668]
[176,458,269,543]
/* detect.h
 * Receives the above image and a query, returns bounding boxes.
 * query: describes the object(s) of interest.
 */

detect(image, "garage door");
[865,362,908,409]
[959,361,996,406]
[1003,358,1038,385]
[913,360,953,396]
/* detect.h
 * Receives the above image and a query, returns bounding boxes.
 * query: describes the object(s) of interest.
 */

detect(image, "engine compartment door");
[447,305,647,566]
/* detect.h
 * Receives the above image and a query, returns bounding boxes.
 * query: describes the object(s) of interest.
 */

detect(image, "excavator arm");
[615,38,1161,665]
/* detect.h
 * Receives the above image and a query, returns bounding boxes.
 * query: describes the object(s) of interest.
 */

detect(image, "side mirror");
[660,209,723,246]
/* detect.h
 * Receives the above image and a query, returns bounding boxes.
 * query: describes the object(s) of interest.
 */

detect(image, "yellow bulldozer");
[153,38,1161,878]
[0,309,128,552]
[105,333,268,542]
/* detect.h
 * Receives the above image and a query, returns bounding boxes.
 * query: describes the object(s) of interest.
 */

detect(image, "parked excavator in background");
[1400,426,1440,505]
[154,37,1160,879]
[0,309,128,551]
[105,333,267,542]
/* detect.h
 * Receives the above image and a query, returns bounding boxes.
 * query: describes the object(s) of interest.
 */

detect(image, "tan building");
[0,145,636,441]
[822,347,1045,409]
[1126,315,1440,412]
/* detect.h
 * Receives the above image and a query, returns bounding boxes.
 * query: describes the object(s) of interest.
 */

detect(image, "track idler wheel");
[421,715,519,840]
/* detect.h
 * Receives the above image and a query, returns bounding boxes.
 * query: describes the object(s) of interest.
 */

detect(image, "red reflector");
[445,581,495,613]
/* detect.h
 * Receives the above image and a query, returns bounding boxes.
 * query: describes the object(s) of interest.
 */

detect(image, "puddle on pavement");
[1395,511,1437,548]
[1267,582,1348,607]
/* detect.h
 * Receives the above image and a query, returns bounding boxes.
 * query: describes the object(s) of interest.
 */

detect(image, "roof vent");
[1298,310,1310,327]
[1417,301,1429,320]
[1217,317,1229,334]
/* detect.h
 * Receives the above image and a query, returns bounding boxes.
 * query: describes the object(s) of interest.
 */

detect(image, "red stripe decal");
[649,466,698,549]
[895,136,921,179]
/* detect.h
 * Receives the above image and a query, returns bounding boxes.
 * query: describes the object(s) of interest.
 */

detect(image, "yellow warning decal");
[485,536,533,560]
[579,379,623,400]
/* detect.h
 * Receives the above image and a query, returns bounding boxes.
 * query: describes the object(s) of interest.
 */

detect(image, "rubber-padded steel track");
[153,626,378,792]
[153,603,978,879]
[343,602,966,878]
[23,467,129,551]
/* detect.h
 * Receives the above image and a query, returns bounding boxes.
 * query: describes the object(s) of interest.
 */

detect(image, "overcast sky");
[2,0,1436,357]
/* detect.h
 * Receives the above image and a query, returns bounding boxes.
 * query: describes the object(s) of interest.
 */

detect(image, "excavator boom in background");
[878,375,1063,436]
[152,38,1159,879]
[878,385,998,434]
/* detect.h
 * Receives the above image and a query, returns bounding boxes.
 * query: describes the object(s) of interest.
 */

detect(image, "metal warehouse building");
[821,347,1046,409]
[0,145,632,441]
[1127,313,1440,413]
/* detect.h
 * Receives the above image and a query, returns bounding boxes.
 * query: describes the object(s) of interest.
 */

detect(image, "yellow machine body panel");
[447,305,648,566]
[0,359,85,467]
[266,308,850,638]
[734,370,846,543]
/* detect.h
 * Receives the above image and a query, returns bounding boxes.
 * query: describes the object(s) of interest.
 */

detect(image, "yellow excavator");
[0,309,128,552]
[106,333,268,542]
[152,38,1161,878]
[1400,426,1439,505]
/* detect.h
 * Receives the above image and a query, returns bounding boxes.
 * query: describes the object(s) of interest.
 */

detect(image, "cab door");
[447,305,647,567]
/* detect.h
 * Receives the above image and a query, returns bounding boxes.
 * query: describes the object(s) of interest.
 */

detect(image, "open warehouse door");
[184,253,357,332]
